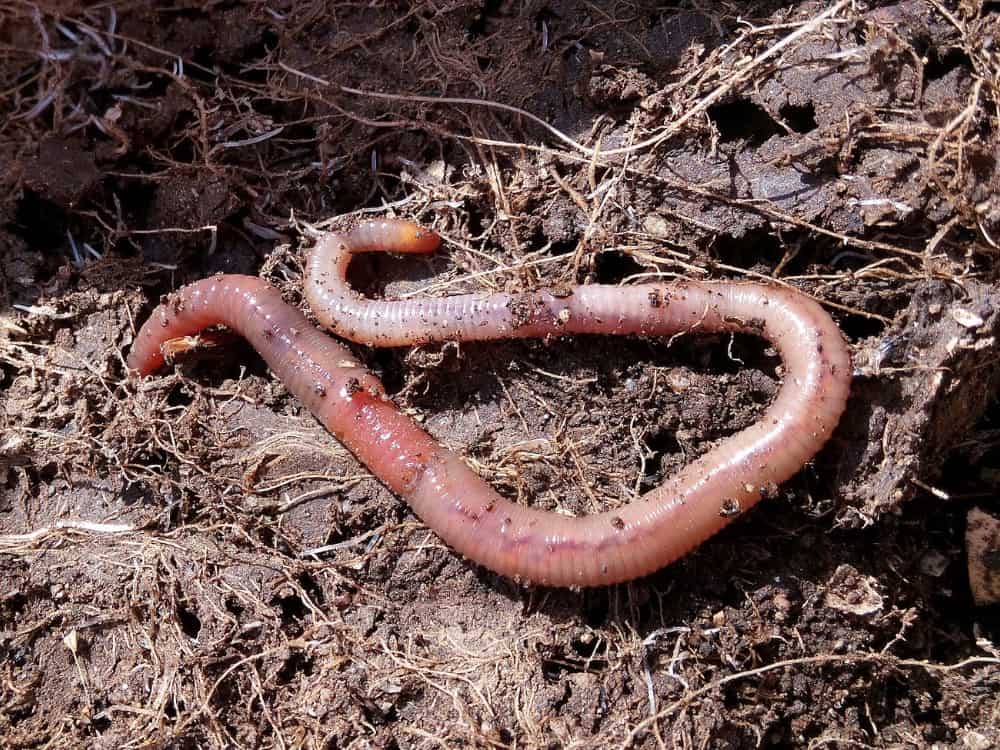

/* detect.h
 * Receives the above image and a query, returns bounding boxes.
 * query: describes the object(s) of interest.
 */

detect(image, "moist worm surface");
[129,219,851,587]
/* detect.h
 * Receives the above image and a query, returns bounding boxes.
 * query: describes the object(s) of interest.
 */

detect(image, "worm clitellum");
[130,219,851,587]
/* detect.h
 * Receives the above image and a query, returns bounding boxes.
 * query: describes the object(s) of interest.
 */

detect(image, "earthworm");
[130,219,851,587]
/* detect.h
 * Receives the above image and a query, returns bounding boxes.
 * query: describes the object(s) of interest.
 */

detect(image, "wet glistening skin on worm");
[128,219,851,587]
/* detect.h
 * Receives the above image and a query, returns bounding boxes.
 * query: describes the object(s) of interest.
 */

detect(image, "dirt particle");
[824,564,884,616]
[719,498,741,517]
[507,296,536,329]
[550,284,574,298]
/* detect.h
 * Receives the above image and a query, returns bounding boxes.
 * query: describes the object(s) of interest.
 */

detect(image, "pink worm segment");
[130,220,851,587]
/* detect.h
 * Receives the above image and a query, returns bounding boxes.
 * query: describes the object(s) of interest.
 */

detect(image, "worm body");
[130,220,851,587]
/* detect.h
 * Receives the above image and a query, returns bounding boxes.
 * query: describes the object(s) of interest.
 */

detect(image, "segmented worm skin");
[130,219,851,587]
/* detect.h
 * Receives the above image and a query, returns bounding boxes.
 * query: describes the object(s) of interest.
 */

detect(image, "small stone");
[951,308,985,328]
[642,214,670,237]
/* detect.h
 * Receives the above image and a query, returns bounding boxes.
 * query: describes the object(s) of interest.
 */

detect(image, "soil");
[2,1,1000,748]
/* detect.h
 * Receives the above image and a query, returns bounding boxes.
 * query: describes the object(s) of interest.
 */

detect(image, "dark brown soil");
[2,1,1000,747]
